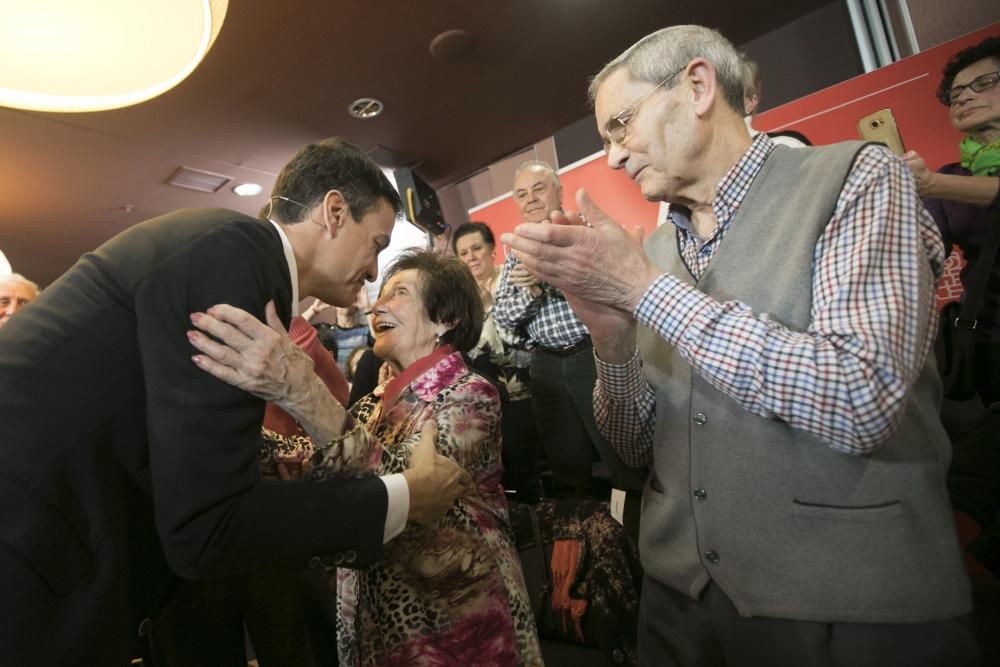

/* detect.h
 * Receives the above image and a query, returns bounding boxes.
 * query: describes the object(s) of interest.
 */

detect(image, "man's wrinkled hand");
[501,188,659,312]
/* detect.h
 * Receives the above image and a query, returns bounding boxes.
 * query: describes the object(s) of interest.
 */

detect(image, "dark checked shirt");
[493,252,589,349]
[594,134,945,461]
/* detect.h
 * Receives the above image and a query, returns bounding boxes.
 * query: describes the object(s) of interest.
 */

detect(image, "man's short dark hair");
[383,250,483,352]
[269,137,402,223]
[937,36,1000,105]
[451,221,496,253]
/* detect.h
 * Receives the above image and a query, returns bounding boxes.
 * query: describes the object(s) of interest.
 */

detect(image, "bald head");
[0,274,39,327]
[512,160,563,223]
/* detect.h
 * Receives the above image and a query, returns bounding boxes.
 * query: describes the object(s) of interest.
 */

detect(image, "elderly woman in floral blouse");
[189,250,541,666]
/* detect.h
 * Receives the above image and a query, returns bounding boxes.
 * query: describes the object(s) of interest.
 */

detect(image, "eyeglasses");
[602,66,685,150]
[940,70,1000,106]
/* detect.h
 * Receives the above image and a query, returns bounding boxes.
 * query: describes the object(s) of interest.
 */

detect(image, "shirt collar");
[267,218,299,316]
[665,133,775,234]
[382,344,457,407]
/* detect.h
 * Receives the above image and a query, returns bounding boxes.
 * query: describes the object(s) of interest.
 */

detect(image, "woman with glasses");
[904,35,1000,583]
[904,35,1000,407]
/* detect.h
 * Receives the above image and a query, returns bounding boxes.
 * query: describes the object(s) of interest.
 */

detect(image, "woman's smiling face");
[371,269,442,369]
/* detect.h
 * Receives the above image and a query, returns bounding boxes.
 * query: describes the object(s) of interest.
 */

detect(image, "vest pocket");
[791,498,902,521]
[0,472,95,595]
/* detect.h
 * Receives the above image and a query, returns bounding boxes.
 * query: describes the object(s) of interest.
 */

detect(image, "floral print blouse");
[262,348,542,666]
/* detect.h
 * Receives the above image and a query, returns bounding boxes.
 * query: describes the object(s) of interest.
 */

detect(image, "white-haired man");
[504,24,976,666]
[0,272,39,327]
[493,160,646,499]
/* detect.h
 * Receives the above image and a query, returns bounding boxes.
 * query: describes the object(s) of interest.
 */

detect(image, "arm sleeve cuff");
[595,348,645,401]
[380,473,409,543]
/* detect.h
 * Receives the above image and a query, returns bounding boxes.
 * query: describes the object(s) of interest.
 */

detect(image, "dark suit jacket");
[0,209,388,665]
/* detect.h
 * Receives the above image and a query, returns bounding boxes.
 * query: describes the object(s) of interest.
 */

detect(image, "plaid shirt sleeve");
[634,145,944,455]
[492,253,543,332]
[593,349,656,467]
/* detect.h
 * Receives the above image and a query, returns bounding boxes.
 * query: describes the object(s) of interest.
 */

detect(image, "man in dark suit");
[0,138,468,665]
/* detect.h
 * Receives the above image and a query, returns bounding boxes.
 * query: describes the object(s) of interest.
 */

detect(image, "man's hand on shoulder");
[402,421,473,525]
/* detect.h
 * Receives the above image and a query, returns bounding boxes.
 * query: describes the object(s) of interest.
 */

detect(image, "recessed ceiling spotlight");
[232,182,263,197]
[348,97,384,119]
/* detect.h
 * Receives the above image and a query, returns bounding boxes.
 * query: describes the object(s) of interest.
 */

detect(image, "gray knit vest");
[637,141,971,622]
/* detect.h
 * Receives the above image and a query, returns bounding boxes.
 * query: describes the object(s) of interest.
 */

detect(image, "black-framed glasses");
[940,70,1000,106]
[602,66,685,150]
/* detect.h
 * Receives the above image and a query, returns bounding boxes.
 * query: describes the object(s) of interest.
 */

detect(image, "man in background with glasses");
[504,24,976,666]
[0,137,469,665]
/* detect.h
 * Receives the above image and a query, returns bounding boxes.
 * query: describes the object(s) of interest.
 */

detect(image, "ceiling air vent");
[166,166,233,193]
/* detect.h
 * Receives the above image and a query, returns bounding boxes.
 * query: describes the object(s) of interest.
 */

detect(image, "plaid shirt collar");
[666,133,776,241]
[666,134,775,275]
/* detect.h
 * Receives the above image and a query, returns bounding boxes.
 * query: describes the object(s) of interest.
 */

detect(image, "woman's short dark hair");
[383,250,483,352]
[937,36,1000,105]
[451,221,496,253]
[269,137,402,223]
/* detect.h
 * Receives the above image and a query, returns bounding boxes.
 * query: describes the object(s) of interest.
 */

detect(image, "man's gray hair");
[514,159,561,186]
[1,273,39,295]
[587,25,746,114]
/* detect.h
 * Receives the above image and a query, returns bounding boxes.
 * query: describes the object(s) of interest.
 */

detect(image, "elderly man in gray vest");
[503,24,977,667]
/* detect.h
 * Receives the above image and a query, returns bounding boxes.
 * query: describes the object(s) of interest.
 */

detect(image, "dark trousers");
[500,397,542,502]
[530,346,646,497]
[150,570,338,666]
[637,575,979,667]
[974,341,1000,406]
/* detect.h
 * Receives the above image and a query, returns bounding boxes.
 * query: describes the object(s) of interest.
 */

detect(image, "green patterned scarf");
[959,135,1000,176]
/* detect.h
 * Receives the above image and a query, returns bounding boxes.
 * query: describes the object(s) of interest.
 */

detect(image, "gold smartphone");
[858,108,906,155]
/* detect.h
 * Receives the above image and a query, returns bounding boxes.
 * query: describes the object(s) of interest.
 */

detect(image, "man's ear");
[321,189,349,237]
[686,58,718,117]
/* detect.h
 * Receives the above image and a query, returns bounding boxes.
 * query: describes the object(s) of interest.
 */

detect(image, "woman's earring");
[435,332,442,346]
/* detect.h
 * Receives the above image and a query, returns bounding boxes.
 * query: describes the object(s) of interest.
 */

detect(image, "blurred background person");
[0,273,39,327]
[330,288,374,373]
[739,53,810,147]
[904,35,1000,408]
[454,221,542,502]
[345,344,370,386]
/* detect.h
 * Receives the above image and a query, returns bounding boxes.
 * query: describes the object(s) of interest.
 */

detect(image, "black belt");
[536,336,591,357]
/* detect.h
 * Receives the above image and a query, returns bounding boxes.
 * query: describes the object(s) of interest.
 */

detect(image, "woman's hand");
[378,362,397,385]
[903,150,933,195]
[189,301,347,442]
[188,301,313,403]
[903,150,1000,206]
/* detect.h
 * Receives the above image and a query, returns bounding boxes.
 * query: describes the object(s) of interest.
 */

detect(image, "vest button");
[704,550,720,564]
[693,412,708,425]
[693,488,707,500]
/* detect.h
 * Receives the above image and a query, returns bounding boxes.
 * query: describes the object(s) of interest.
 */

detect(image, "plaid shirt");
[594,134,945,464]
[493,252,589,349]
